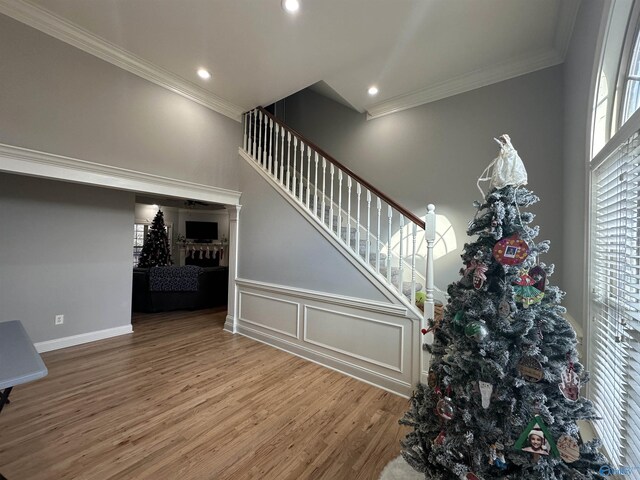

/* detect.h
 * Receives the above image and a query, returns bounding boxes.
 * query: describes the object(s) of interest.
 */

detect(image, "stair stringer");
[239,148,423,314]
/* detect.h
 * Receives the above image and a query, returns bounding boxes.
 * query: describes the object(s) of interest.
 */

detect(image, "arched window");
[589,0,640,467]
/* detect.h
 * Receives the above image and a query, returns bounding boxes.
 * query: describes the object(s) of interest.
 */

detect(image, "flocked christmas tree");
[400,136,605,479]
[137,209,172,267]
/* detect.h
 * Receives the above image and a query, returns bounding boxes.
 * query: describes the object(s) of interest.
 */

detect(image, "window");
[589,0,640,467]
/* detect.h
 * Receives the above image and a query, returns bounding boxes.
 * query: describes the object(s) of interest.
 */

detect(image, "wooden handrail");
[255,107,426,229]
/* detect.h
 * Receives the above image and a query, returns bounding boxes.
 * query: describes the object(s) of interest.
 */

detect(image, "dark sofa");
[132,265,228,313]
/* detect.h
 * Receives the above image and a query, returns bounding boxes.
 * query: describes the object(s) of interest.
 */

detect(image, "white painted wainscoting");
[226,279,421,397]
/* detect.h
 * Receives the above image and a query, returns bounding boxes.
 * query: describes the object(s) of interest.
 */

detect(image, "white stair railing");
[243,108,435,315]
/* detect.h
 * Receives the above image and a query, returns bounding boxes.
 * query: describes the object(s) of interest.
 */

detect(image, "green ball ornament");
[465,320,489,342]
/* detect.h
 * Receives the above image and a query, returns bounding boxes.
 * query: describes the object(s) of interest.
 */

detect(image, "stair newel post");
[347,177,352,249]
[337,170,343,239]
[376,197,382,273]
[387,205,392,283]
[366,190,371,263]
[329,164,335,233]
[321,157,327,225]
[410,223,417,307]
[424,204,436,349]
[279,126,285,185]
[398,215,405,293]
[314,152,319,213]
[286,131,292,191]
[356,183,362,259]
[306,148,312,208]
[273,123,280,181]
[257,111,263,164]
[268,118,274,173]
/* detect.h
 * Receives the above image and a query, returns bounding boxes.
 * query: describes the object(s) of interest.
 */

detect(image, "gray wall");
[0,173,134,343]
[0,14,241,191]
[562,1,608,326]
[238,159,390,302]
[281,67,564,290]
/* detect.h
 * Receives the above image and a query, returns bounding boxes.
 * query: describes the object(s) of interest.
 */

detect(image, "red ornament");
[421,328,428,335]
[434,430,446,445]
[493,234,529,265]
[529,265,547,292]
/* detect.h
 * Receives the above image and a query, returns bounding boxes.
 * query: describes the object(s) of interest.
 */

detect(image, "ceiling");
[0,0,580,120]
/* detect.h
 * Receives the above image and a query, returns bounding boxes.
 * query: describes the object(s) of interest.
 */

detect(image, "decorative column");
[224,204,241,334]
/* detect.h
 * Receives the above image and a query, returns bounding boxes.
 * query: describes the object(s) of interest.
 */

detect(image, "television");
[185,221,218,242]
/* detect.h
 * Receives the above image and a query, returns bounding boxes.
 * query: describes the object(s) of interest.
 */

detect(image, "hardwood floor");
[0,309,410,479]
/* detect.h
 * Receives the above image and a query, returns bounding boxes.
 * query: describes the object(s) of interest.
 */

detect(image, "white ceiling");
[0,0,580,120]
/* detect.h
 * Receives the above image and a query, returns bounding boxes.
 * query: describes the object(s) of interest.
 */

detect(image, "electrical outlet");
[55,314,64,325]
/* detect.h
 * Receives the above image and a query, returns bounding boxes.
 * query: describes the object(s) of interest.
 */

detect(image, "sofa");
[132,265,228,313]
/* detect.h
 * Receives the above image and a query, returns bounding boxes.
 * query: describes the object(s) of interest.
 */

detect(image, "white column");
[224,204,242,334]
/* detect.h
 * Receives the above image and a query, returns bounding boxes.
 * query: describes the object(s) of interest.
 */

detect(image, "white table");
[0,320,48,414]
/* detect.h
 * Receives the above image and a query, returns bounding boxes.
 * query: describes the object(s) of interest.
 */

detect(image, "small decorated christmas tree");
[400,136,605,479]
[137,210,172,267]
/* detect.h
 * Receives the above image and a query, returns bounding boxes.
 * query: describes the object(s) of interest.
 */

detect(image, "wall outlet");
[55,314,64,325]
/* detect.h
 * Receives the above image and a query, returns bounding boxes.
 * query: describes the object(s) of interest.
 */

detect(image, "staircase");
[241,107,436,317]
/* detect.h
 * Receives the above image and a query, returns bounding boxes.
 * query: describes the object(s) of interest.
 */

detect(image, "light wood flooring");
[0,309,410,479]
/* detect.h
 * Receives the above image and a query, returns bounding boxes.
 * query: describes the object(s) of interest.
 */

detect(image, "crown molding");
[0,0,245,122]
[0,142,242,205]
[367,1,580,119]
[366,49,564,119]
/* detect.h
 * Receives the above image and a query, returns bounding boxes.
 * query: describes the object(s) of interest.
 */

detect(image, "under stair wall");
[232,156,422,396]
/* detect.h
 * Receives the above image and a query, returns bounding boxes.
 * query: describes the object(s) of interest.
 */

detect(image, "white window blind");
[591,128,640,466]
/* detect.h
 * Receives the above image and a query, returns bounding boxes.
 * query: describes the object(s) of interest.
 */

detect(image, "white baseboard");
[223,315,235,333]
[35,325,133,353]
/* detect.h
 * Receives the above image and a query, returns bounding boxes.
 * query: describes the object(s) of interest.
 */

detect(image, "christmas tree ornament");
[478,381,493,409]
[557,435,580,463]
[528,265,547,292]
[433,430,446,445]
[465,320,489,342]
[453,310,466,332]
[477,134,528,196]
[436,397,455,420]
[498,298,511,319]
[489,443,507,470]
[514,416,559,460]
[493,234,529,265]
[559,361,581,402]
[517,356,544,382]
[472,261,488,289]
[513,270,544,308]
[464,472,480,480]
[428,369,437,388]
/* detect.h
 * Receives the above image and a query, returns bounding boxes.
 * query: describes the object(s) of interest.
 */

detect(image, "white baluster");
[268,118,274,172]
[398,216,405,293]
[279,127,285,184]
[347,177,352,249]
[329,164,335,233]
[286,132,292,190]
[292,136,298,195]
[337,170,343,239]
[366,190,371,263]
[387,205,392,283]
[411,223,417,306]
[262,114,268,166]
[273,123,279,180]
[424,204,436,346]
[250,110,256,157]
[314,152,319,214]
[356,183,361,259]
[298,140,305,201]
[243,113,248,151]
[321,158,327,224]
[257,111,262,163]
[376,198,381,272]
[306,148,312,208]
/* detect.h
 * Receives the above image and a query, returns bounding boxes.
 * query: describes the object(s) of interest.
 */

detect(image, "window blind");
[591,128,640,467]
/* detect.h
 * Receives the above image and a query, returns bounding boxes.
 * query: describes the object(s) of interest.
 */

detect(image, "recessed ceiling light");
[282,0,299,13]
[368,86,379,96]
[197,68,211,80]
